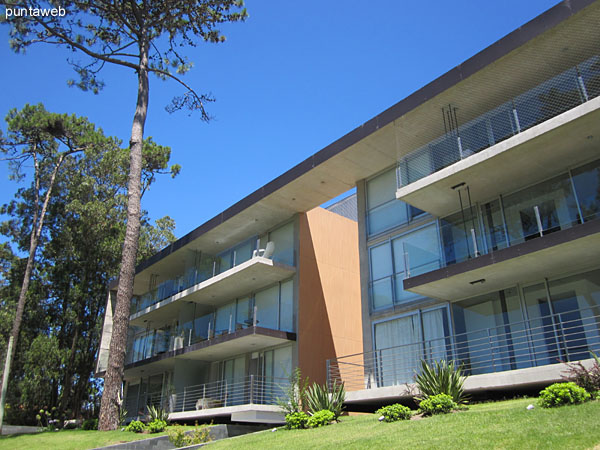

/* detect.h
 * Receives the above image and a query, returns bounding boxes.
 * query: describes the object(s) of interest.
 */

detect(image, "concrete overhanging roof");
[124,0,598,289]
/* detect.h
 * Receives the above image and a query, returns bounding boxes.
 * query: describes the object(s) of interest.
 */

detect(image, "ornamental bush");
[538,382,590,408]
[307,410,335,428]
[376,404,412,422]
[146,419,167,433]
[125,420,145,433]
[81,418,98,430]
[419,393,457,415]
[285,411,309,429]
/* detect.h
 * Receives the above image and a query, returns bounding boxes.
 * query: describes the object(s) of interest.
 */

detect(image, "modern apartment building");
[97,0,600,421]
[96,204,363,424]
[326,0,600,406]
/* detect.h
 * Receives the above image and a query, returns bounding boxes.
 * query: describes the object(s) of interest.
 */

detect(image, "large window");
[269,221,295,266]
[368,223,441,310]
[366,168,424,237]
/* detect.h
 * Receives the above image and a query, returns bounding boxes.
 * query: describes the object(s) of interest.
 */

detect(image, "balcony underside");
[130,257,295,326]
[396,96,600,218]
[123,327,296,379]
[403,218,600,300]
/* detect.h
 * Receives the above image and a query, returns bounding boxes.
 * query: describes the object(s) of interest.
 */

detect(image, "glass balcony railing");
[397,54,600,189]
[131,238,266,315]
[400,159,600,278]
[125,302,293,365]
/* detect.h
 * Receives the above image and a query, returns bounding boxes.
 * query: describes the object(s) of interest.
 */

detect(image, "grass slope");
[0,425,196,450]
[2,399,599,449]
[211,398,600,450]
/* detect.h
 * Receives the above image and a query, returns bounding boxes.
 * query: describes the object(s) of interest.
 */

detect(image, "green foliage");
[146,419,167,433]
[167,423,212,447]
[285,412,309,430]
[21,335,66,411]
[305,381,346,419]
[277,368,309,415]
[419,393,458,416]
[82,418,98,430]
[538,382,591,408]
[35,407,59,430]
[147,405,169,422]
[562,352,600,399]
[125,420,145,433]
[415,359,468,405]
[307,410,335,428]
[0,104,179,426]
[376,404,412,422]
[119,408,128,427]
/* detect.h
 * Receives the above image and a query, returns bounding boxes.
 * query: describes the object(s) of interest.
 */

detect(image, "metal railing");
[125,306,260,365]
[328,306,600,391]
[126,376,289,418]
[396,54,600,189]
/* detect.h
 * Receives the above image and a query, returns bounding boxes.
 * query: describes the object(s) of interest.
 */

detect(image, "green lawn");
[0,425,195,450]
[211,398,600,450]
[2,399,599,450]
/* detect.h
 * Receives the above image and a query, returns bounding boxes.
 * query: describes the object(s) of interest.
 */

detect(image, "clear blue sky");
[0,0,562,242]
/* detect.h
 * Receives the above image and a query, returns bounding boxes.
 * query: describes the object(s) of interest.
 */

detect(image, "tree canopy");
[0,104,178,425]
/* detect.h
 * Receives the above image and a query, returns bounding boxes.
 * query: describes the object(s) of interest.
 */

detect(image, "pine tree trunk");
[0,153,66,433]
[98,40,150,431]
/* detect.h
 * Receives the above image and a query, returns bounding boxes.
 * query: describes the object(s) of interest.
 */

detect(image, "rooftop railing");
[396,54,600,190]
[327,305,600,391]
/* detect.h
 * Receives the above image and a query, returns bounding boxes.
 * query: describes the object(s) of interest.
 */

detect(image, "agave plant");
[305,380,346,419]
[415,359,468,405]
[147,404,170,422]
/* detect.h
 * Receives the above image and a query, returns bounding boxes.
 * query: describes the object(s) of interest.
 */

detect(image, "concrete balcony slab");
[130,257,295,326]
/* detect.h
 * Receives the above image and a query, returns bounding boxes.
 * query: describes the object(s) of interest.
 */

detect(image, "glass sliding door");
[548,269,600,361]
[522,282,560,366]
[571,159,600,223]
[421,307,451,364]
[374,314,422,386]
[502,172,580,245]
[452,287,527,374]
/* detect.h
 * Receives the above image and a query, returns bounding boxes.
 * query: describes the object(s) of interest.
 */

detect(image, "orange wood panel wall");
[298,207,363,385]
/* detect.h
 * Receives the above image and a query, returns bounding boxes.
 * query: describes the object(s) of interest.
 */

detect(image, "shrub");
[277,368,310,415]
[562,352,600,399]
[419,393,457,415]
[376,404,412,422]
[285,411,309,429]
[81,418,98,430]
[415,359,468,405]
[306,381,346,419]
[168,423,212,448]
[125,420,146,433]
[146,419,167,433]
[307,410,335,428]
[538,382,591,408]
[147,405,170,422]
